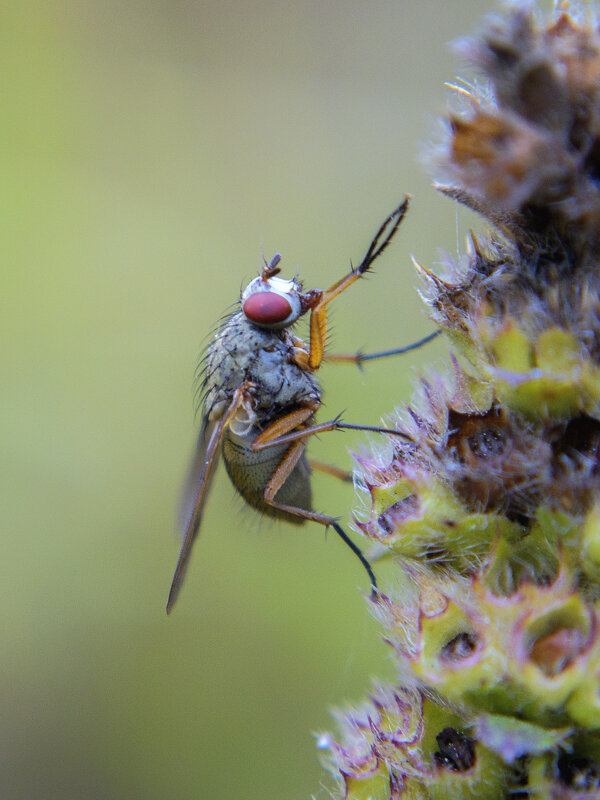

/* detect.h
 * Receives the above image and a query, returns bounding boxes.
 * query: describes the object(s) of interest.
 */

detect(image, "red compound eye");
[243,292,292,325]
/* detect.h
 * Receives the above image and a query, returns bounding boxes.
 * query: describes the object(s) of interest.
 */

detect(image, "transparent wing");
[166,384,250,614]
[177,415,218,536]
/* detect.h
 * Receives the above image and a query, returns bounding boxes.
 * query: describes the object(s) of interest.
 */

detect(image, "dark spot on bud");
[584,135,600,183]
[448,406,507,464]
[511,755,529,789]
[448,405,548,520]
[530,627,585,677]
[467,426,506,458]
[517,63,567,130]
[552,414,600,465]
[377,495,419,534]
[504,508,533,527]
[534,572,554,587]
[434,728,476,772]
[486,39,519,69]
[557,754,600,791]
[441,632,477,662]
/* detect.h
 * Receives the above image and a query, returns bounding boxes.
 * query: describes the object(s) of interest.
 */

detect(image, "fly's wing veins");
[167,384,251,613]
[177,415,217,535]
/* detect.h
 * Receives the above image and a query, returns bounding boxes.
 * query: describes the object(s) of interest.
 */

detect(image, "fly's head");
[241,253,321,331]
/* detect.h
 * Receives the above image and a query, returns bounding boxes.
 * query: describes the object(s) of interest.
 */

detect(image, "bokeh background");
[3,1,493,798]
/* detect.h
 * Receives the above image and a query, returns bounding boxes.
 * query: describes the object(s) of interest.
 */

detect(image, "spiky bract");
[322,4,600,798]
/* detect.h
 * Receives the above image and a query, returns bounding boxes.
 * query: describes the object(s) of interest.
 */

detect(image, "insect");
[167,197,438,613]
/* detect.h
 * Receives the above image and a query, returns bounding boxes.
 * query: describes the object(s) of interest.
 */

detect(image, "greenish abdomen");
[222,427,312,523]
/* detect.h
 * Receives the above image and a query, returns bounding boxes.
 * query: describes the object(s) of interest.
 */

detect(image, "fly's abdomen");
[222,428,312,523]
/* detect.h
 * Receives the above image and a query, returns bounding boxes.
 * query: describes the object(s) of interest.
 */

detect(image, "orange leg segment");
[308,459,353,483]
[250,402,320,450]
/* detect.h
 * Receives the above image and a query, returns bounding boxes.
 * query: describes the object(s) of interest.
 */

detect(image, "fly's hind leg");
[260,437,378,594]
[307,459,353,483]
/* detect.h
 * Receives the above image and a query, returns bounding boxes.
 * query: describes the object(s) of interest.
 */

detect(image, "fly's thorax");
[202,313,320,420]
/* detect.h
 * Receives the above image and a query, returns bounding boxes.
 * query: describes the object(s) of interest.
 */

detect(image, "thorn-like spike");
[466,230,485,262]
[411,255,447,289]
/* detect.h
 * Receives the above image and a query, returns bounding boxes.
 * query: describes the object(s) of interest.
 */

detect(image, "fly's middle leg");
[324,329,443,367]
[252,413,411,451]
[260,437,378,594]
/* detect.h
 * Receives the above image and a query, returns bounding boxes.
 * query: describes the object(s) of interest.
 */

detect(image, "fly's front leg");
[262,438,377,593]
[307,197,410,370]
[289,335,310,371]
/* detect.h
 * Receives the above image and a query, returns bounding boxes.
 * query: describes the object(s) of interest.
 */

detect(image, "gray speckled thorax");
[201,312,320,425]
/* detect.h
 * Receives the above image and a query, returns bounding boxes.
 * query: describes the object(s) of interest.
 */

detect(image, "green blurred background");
[3,1,489,798]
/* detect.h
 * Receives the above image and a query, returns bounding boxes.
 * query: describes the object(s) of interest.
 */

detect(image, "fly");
[167,197,439,613]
